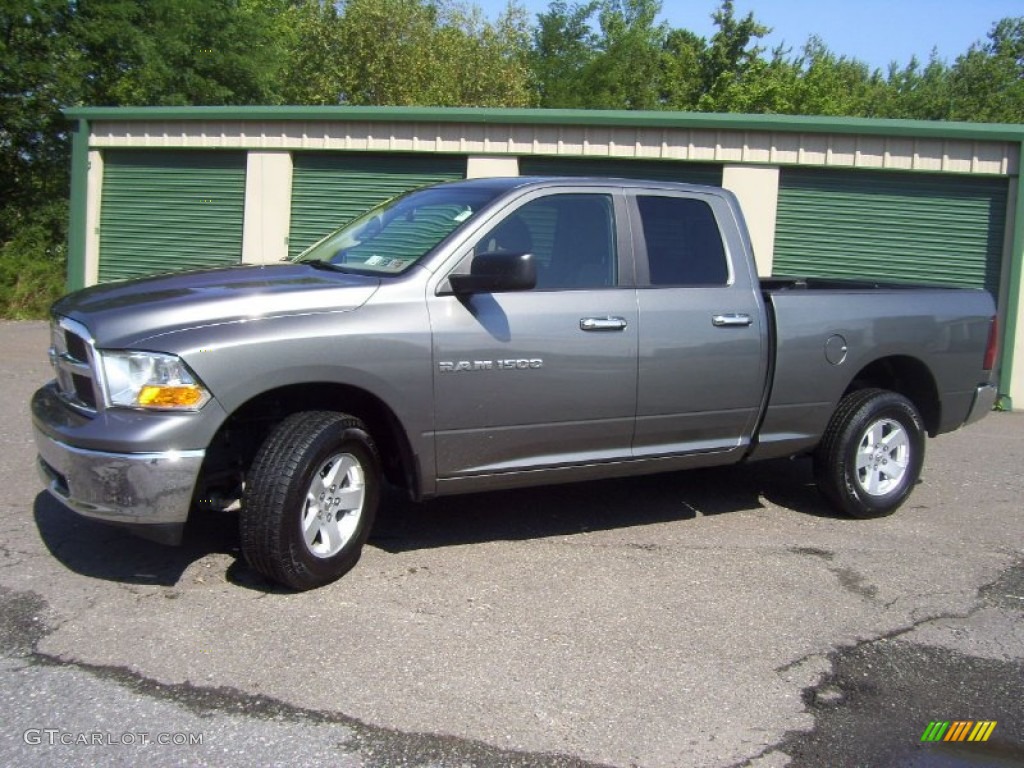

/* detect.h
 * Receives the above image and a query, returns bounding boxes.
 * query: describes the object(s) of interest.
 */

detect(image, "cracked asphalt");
[2,320,1022,767]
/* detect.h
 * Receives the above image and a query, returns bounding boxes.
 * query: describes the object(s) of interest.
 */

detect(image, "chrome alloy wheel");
[302,452,365,558]
[854,418,910,497]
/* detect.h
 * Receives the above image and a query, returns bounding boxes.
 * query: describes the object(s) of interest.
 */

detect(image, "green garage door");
[774,168,1008,298]
[99,150,246,282]
[519,157,722,186]
[288,153,466,257]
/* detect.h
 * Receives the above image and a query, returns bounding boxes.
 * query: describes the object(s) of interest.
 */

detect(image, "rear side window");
[637,196,728,286]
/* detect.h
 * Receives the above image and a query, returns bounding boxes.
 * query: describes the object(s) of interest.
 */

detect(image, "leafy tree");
[583,0,667,109]
[334,0,531,106]
[697,0,769,109]
[531,1,599,107]
[948,17,1024,123]
[1,0,76,228]
[1,1,77,315]
[69,0,289,106]
[660,27,705,109]
[869,53,954,120]
[277,0,348,105]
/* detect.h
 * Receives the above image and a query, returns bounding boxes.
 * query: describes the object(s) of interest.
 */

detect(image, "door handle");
[580,316,628,332]
[712,313,753,328]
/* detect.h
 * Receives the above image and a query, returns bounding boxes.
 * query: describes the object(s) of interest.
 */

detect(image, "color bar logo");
[921,721,997,742]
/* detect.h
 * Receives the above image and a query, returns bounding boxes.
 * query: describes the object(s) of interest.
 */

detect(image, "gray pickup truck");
[32,177,999,589]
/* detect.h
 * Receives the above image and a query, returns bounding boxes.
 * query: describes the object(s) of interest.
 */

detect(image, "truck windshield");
[294,185,501,275]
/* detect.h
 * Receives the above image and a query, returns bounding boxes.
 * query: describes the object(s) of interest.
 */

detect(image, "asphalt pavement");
[1,320,1021,767]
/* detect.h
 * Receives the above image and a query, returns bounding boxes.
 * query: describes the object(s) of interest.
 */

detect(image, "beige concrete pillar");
[466,156,519,179]
[721,165,780,277]
[241,151,293,264]
[84,150,104,286]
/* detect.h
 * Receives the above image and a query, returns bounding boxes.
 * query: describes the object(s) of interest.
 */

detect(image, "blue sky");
[477,0,1021,71]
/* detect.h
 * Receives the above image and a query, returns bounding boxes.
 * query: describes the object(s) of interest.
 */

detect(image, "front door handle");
[712,313,753,328]
[580,316,628,332]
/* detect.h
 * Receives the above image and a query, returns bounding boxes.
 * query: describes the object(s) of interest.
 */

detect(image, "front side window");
[637,195,728,286]
[472,194,617,290]
[295,185,502,275]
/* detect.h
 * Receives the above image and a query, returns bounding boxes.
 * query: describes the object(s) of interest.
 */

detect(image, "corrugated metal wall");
[773,168,1008,298]
[288,153,466,258]
[99,150,246,282]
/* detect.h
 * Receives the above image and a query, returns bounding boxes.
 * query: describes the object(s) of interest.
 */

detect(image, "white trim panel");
[88,121,1019,177]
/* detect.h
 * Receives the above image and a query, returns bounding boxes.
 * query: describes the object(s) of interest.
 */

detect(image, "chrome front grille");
[49,316,101,413]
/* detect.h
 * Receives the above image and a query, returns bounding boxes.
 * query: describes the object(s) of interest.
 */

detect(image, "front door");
[428,191,638,478]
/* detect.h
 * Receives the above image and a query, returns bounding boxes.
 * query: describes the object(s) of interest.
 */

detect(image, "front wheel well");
[197,383,418,507]
[842,356,941,436]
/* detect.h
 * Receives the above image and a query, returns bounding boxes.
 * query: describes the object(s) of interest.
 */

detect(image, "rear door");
[428,188,639,478]
[629,190,767,457]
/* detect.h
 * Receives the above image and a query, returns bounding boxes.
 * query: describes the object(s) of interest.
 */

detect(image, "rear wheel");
[814,389,925,519]
[241,411,380,590]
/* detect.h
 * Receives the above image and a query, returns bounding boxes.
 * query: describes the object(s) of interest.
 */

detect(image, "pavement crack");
[3,579,609,768]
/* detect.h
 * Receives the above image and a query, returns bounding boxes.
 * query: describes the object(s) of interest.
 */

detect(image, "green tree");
[0,0,78,316]
[948,17,1024,123]
[333,0,530,107]
[582,0,667,109]
[869,53,953,120]
[69,0,288,106]
[277,0,346,105]
[697,0,769,110]
[531,1,599,107]
[660,27,705,110]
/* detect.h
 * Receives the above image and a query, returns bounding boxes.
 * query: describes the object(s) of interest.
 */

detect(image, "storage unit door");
[99,150,246,282]
[519,157,722,186]
[288,153,466,257]
[773,168,1008,298]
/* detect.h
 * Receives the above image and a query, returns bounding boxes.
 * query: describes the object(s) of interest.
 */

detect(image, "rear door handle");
[712,313,753,328]
[580,316,628,332]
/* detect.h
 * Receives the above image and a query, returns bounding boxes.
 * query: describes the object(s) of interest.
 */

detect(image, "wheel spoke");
[855,449,873,473]
[319,517,342,554]
[334,486,364,510]
[863,423,882,449]
[864,468,882,495]
[881,428,908,453]
[878,463,901,483]
[320,456,345,489]
[302,504,322,548]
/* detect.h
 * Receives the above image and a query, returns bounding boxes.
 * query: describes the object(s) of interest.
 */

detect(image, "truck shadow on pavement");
[33,493,242,588]
[370,456,838,553]
[33,457,840,588]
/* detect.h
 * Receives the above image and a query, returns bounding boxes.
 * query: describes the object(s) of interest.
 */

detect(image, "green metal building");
[63,106,1024,408]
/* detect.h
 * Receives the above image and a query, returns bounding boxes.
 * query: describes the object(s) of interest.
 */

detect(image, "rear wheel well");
[843,356,940,436]
[197,383,417,509]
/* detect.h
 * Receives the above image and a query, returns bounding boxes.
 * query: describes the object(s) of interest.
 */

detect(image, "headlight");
[99,350,211,410]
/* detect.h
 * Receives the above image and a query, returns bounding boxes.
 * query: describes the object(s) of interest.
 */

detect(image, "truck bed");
[750,280,996,462]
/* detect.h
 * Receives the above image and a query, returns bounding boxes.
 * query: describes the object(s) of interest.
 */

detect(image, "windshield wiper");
[301,259,355,273]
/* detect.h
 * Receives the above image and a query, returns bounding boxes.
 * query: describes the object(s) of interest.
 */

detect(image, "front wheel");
[813,389,925,519]
[241,411,380,590]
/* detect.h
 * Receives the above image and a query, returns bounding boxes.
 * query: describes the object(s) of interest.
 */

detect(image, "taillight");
[983,316,998,371]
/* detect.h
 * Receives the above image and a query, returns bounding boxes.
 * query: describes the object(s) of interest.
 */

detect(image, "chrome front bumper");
[34,425,204,543]
[964,382,998,426]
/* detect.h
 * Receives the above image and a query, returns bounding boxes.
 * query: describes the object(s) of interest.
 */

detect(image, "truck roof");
[443,175,725,195]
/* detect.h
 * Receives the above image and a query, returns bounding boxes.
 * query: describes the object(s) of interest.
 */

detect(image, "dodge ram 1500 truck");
[32,177,999,590]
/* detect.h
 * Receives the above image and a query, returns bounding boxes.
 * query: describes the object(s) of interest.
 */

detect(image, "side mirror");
[448,252,537,295]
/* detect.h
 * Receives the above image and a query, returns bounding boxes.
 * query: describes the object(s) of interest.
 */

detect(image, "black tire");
[813,388,925,519]
[241,411,380,590]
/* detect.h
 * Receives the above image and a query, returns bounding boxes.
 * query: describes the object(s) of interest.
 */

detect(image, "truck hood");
[52,264,381,347]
